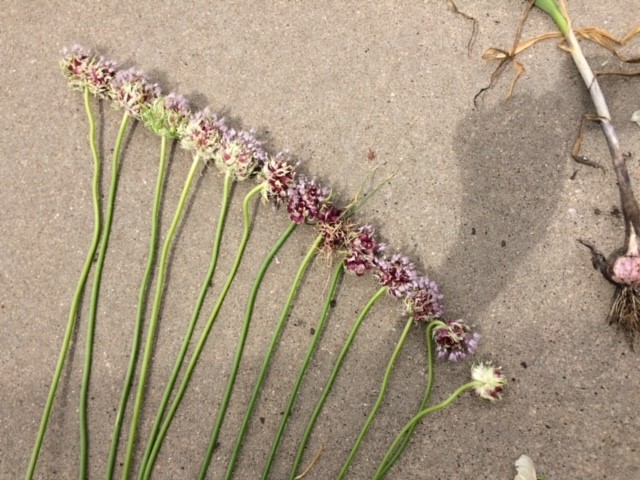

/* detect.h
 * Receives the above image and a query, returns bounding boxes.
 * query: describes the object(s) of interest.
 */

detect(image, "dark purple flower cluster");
[113,68,160,119]
[405,276,444,321]
[287,177,330,224]
[179,108,227,161]
[344,225,384,276]
[214,129,268,181]
[433,319,480,362]
[316,205,349,252]
[259,153,297,206]
[374,254,418,298]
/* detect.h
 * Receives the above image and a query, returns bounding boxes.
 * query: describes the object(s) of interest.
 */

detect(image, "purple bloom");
[405,277,444,321]
[374,254,417,298]
[60,45,91,89]
[179,108,227,161]
[433,319,480,362]
[287,177,330,224]
[141,92,190,138]
[85,57,118,99]
[344,225,384,276]
[214,129,267,180]
[113,68,160,119]
[259,152,297,206]
[60,45,117,99]
[317,204,349,252]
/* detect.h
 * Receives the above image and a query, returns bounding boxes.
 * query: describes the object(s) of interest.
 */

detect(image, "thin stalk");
[79,111,130,479]
[25,87,103,480]
[373,381,481,480]
[198,221,298,480]
[136,170,234,477]
[121,156,202,479]
[337,315,414,479]
[536,0,640,248]
[289,286,388,480]
[224,235,324,480]
[374,320,442,478]
[141,181,265,480]
[261,261,345,480]
[105,135,169,479]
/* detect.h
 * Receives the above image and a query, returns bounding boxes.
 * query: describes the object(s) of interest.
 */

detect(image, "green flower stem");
[289,286,388,480]
[104,135,169,480]
[534,0,568,35]
[136,169,235,479]
[79,110,130,479]
[337,315,414,480]
[261,261,345,480]
[224,234,324,480]
[373,381,481,480]
[121,155,202,479]
[25,87,103,480]
[141,181,266,480]
[374,319,444,478]
[198,221,298,480]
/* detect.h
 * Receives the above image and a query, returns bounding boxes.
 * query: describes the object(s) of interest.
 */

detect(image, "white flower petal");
[514,454,537,480]
[632,110,640,128]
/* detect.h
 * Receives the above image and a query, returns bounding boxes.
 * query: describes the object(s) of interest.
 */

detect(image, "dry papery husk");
[481,22,640,100]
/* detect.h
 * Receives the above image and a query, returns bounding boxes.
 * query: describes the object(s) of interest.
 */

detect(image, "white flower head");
[514,454,537,480]
[470,361,506,402]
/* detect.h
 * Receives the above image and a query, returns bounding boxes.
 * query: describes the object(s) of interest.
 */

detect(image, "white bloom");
[514,454,537,480]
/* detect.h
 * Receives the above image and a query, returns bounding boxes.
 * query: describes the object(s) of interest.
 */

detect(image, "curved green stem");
[104,135,169,479]
[79,111,130,479]
[198,221,298,480]
[121,156,202,479]
[261,261,344,480]
[224,235,323,480]
[337,315,414,480]
[136,170,235,479]
[141,180,264,480]
[289,286,388,480]
[374,319,444,478]
[25,87,103,480]
[373,381,480,480]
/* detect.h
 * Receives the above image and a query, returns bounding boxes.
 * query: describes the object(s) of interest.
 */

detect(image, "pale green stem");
[373,381,481,480]
[79,110,130,479]
[261,261,345,480]
[337,315,414,479]
[289,286,388,480]
[141,181,264,480]
[197,222,297,480]
[374,320,444,478]
[136,170,234,478]
[224,235,324,480]
[25,87,103,480]
[104,135,169,479]
[121,156,202,479]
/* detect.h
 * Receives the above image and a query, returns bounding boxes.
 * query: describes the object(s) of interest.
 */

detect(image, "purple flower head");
[287,177,330,224]
[405,277,444,321]
[374,254,418,298]
[258,152,297,206]
[471,362,506,402]
[60,45,91,90]
[344,224,384,276]
[141,92,190,138]
[317,204,349,252]
[113,68,160,119]
[433,319,480,362]
[179,108,227,161]
[85,57,118,99]
[214,128,267,181]
[60,46,118,99]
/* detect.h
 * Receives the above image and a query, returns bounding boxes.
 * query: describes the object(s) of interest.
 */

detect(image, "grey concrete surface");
[2,1,640,479]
